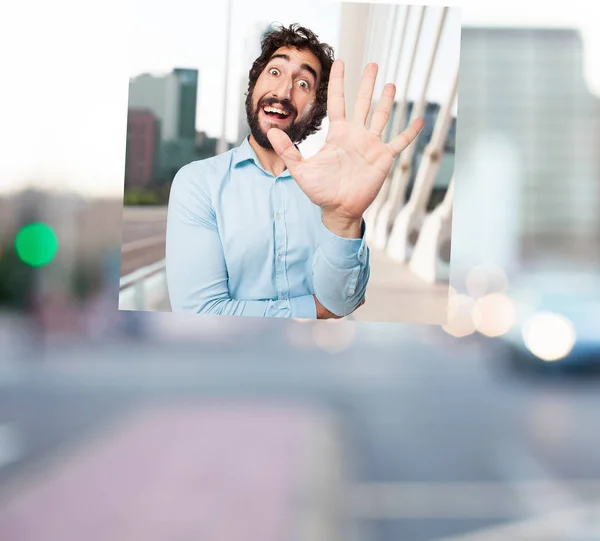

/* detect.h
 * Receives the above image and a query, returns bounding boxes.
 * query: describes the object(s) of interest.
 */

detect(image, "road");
[120,206,167,276]
[1,328,600,540]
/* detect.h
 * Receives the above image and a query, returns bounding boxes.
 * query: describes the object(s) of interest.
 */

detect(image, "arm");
[311,214,370,317]
[265,60,423,319]
[315,294,366,319]
[165,164,317,318]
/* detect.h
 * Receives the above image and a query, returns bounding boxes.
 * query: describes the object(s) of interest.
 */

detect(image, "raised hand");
[267,60,424,224]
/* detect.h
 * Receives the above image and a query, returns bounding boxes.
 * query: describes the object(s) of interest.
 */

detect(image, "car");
[490,270,600,377]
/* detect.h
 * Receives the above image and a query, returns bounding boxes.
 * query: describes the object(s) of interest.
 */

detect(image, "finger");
[352,62,378,126]
[369,83,396,137]
[266,128,303,173]
[387,117,425,157]
[327,59,346,122]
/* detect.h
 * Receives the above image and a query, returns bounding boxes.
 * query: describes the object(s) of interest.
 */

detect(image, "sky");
[1,0,599,197]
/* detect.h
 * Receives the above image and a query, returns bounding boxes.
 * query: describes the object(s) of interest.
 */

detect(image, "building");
[158,139,198,183]
[453,26,600,269]
[128,72,181,142]
[173,68,199,140]
[128,68,198,143]
[127,68,199,184]
[125,108,160,188]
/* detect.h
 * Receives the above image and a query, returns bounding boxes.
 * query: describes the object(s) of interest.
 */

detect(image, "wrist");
[313,295,341,319]
[314,295,326,319]
[321,211,363,239]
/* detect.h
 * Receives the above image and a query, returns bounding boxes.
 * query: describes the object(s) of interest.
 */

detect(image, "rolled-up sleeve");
[166,164,316,318]
[312,218,370,317]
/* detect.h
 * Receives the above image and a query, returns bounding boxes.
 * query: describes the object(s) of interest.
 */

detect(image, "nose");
[272,74,293,101]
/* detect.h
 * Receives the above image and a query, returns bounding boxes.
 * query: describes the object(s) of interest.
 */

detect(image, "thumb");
[267,128,303,173]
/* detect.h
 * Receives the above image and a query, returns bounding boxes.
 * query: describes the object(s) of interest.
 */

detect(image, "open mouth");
[261,105,292,122]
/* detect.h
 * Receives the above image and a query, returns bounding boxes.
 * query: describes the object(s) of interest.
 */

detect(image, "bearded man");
[166,23,423,319]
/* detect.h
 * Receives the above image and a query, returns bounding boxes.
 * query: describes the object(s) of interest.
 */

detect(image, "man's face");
[246,46,322,150]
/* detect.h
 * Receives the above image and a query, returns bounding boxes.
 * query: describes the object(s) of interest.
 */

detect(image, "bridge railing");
[119,259,168,311]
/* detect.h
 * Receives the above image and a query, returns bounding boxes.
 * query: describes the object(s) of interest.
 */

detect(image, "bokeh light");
[312,320,356,353]
[442,293,477,338]
[472,293,516,337]
[521,312,576,361]
[465,264,509,299]
[14,222,59,267]
[286,320,316,350]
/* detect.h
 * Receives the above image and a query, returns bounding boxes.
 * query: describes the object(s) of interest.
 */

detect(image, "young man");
[166,24,423,319]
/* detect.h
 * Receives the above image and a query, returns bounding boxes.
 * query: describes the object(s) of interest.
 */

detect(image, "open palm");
[267,60,424,220]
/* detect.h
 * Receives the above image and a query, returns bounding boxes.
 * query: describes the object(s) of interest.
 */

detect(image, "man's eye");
[298,80,310,89]
[269,68,280,76]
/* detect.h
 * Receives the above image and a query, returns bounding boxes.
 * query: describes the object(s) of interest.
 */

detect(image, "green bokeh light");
[15,222,59,267]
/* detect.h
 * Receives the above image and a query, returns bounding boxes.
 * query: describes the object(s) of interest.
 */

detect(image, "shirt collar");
[232,136,257,168]
[232,135,301,179]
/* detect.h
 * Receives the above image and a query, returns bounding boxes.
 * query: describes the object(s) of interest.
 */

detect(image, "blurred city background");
[1,0,600,539]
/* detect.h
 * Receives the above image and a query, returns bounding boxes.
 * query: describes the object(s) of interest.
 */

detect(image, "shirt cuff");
[318,218,368,269]
[290,294,317,319]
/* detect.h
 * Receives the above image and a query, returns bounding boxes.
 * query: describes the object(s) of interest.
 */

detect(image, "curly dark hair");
[246,23,335,141]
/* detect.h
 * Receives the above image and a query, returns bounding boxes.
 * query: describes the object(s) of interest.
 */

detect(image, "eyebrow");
[269,53,318,84]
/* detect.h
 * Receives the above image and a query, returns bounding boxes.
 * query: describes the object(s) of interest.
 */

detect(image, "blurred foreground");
[1,319,600,540]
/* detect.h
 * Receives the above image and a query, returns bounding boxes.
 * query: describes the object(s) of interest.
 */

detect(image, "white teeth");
[263,106,288,116]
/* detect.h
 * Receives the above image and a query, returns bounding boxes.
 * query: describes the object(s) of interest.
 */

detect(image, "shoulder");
[171,149,238,201]
[174,150,235,187]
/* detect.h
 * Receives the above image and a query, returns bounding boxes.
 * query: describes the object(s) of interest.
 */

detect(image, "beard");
[245,89,315,151]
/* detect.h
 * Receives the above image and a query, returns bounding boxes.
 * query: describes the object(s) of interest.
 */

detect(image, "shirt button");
[349,289,355,295]
[277,254,282,261]
[276,213,281,220]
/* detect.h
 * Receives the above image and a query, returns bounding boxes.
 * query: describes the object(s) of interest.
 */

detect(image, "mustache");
[257,97,296,117]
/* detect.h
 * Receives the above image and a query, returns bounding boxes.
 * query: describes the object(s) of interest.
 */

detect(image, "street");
[1,326,599,540]
[120,206,167,276]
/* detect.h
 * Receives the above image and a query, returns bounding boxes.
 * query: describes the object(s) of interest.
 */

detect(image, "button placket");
[279,181,293,301]
[273,180,290,301]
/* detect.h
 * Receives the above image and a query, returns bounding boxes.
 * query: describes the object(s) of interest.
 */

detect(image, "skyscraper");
[454,26,600,267]
[128,68,199,143]
[128,72,180,142]
[173,68,199,140]
[125,109,160,187]
[127,68,200,183]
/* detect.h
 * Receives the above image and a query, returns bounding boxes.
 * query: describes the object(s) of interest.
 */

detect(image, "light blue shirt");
[165,136,370,318]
